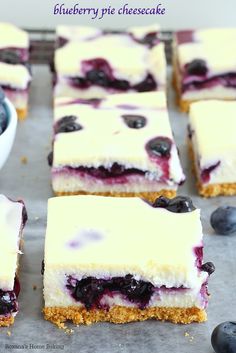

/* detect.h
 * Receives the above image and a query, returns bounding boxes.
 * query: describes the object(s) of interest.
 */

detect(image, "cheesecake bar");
[173,28,236,112]
[53,24,166,100]
[189,100,236,197]
[0,195,27,326]
[50,92,185,201]
[0,23,32,119]
[43,195,214,327]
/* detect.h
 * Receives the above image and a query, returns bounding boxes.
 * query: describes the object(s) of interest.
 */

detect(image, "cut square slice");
[53,24,166,100]
[50,92,185,201]
[189,100,236,197]
[0,195,27,326]
[173,28,236,112]
[43,195,214,327]
[0,23,32,119]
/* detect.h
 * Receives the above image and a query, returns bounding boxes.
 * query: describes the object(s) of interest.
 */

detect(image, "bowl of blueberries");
[0,87,17,169]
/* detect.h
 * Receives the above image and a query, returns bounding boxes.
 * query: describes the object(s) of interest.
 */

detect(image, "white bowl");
[0,98,17,169]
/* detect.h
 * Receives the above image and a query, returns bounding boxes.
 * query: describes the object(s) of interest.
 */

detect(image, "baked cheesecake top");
[175,28,236,74]
[55,26,165,86]
[45,195,207,288]
[190,100,236,161]
[0,195,24,290]
[0,23,29,49]
[52,92,184,184]
[56,24,160,42]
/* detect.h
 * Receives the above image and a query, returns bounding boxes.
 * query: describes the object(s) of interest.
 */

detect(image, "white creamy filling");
[183,86,236,101]
[0,196,23,290]
[52,172,177,193]
[0,62,31,90]
[0,23,29,49]
[189,100,236,184]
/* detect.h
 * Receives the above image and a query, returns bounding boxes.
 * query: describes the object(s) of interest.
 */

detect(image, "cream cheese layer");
[190,100,236,184]
[0,23,29,49]
[0,195,24,290]
[44,195,206,293]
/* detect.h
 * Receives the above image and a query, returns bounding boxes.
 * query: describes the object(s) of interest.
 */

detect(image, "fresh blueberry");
[146,137,172,158]
[210,206,236,235]
[153,196,196,213]
[201,262,215,275]
[211,321,236,353]
[0,103,7,135]
[0,51,21,65]
[0,87,5,102]
[134,74,157,92]
[55,115,82,134]
[186,59,208,76]
[153,196,170,208]
[86,69,110,87]
[47,151,53,167]
[122,114,146,129]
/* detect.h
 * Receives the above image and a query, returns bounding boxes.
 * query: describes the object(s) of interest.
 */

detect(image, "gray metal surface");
[0,66,235,353]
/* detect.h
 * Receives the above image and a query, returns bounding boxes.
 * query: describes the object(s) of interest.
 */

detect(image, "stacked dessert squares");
[0,23,32,119]
[173,28,236,112]
[53,24,166,100]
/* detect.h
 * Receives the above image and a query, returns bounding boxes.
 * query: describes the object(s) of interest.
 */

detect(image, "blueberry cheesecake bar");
[188,100,236,197]
[173,28,236,112]
[43,195,214,327]
[50,92,185,201]
[0,23,32,119]
[0,195,27,326]
[53,24,166,100]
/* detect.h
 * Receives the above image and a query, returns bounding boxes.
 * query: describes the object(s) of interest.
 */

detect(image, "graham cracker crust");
[188,139,236,197]
[44,305,206,327]
[17,108,27,121]
[0,316,14,327]
[54,190,176,202]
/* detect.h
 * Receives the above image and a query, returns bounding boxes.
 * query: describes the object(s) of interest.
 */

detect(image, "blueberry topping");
[140,32,158,47]
[201,262,215,275]
[86,69,110,87]
[67,274,154,310]
[0,103,7,135]
[210,206,236,235]
[122,114,146,129]
[134,73,157,92]
[0,87,5,102]
[212,321,236,353]
[146,137,172,158]
[186,59,208,76]
[22,205,28,226]
[70,77,89,89]
[153,196,196,213]
[0,51,21,65]
[55,115,82,134]
[47,151,53,167]
[111,79,129,90]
